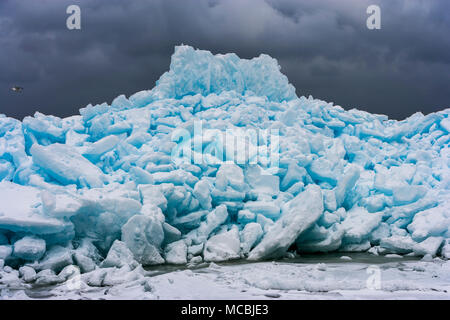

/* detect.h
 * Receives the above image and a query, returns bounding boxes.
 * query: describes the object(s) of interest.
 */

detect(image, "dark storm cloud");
[0,0,449,120]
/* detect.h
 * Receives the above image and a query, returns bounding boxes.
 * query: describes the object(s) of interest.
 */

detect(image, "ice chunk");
[141,204,164,221]
[85,268,108,287]
[73,239,102,273]
[385,195,438,226]
[297,224,344,253]
[19,266,36,283]
[22,113,65,143]
[82,135,120,162]
[339,240,371,252]
[243,201,280,219]
[41,190,83,218]
[66,129,88,147]
[58,265,82,285]
[237,209,256,224]
[152,170,198,187]
[187,205,228,244]
[246,167,280,197]
[240,223,263,255]
[215,163,245,192]
[322,189,337,212]
[162,222,182,245]
[362,194,386,213]
[308,158,339,185]
[188,243,204,256]
[193,179,212,210]
[286,182,305,196]
[130,167,154,185]
[188,256,203,265]
[164,240,187,264]
[369,222,391,245]
[318,210,341,228]
[121,215,165,265]
[0,181,73,235]
[256,214,274,232]
[138,184,168,211]
[155,45,296,102]
[30,143,105,188]
[0,160,14,182]
[101,240,138,269]
[34,269,65,286]
[79,103,108,121]
[172,210,208,231]
[380,236,416,254]
[392,185,427,206]
[373,164,416,195]
[73,252,96,273]
[407,203,450,241]
[439,117,450,133]
[211,187,246,203]
[33,246,73,273]
[248,185,324,260]
[280,162,307,191]
[13,236,46,261]
[0,245,12,260]
[414,237,444,257]
[379,235,442,256]
[334,166,360,208]
[341,207,382,243]
[75,239,101,262]
[203,227,241,262]
[441,239,450,259]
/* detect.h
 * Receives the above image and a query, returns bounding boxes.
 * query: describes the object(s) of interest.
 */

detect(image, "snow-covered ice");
[1,255,450,300]
[0,45,449,299]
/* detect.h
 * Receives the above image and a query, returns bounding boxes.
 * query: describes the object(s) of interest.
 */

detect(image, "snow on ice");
[0,45,449,296]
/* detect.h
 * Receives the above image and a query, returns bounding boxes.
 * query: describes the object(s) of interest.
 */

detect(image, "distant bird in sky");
[11,86,23,93]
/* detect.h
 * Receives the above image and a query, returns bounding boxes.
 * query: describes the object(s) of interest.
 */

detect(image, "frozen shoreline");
[2,254,449,300]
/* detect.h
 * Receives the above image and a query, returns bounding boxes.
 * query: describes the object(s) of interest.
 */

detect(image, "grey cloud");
[0,0,448,120]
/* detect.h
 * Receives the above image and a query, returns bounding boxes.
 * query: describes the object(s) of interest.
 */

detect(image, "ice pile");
[1,46,450,280]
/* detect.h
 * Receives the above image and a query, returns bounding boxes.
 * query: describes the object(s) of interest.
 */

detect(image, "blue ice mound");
[0,45,449,273]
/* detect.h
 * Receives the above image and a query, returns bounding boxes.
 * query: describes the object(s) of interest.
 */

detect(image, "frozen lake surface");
[2,253,450,300]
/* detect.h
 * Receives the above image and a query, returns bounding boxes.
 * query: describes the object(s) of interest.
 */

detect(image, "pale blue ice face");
[0,45,449,271]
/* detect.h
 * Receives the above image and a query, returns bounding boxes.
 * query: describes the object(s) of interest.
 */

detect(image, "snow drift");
[0,45,449,277]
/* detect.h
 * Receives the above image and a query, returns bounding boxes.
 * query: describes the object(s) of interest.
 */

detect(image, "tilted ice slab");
[0,45,449,279]
[0,181,72,235]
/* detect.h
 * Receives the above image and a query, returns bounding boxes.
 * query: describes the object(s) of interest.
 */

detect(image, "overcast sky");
[0,0,449,120]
